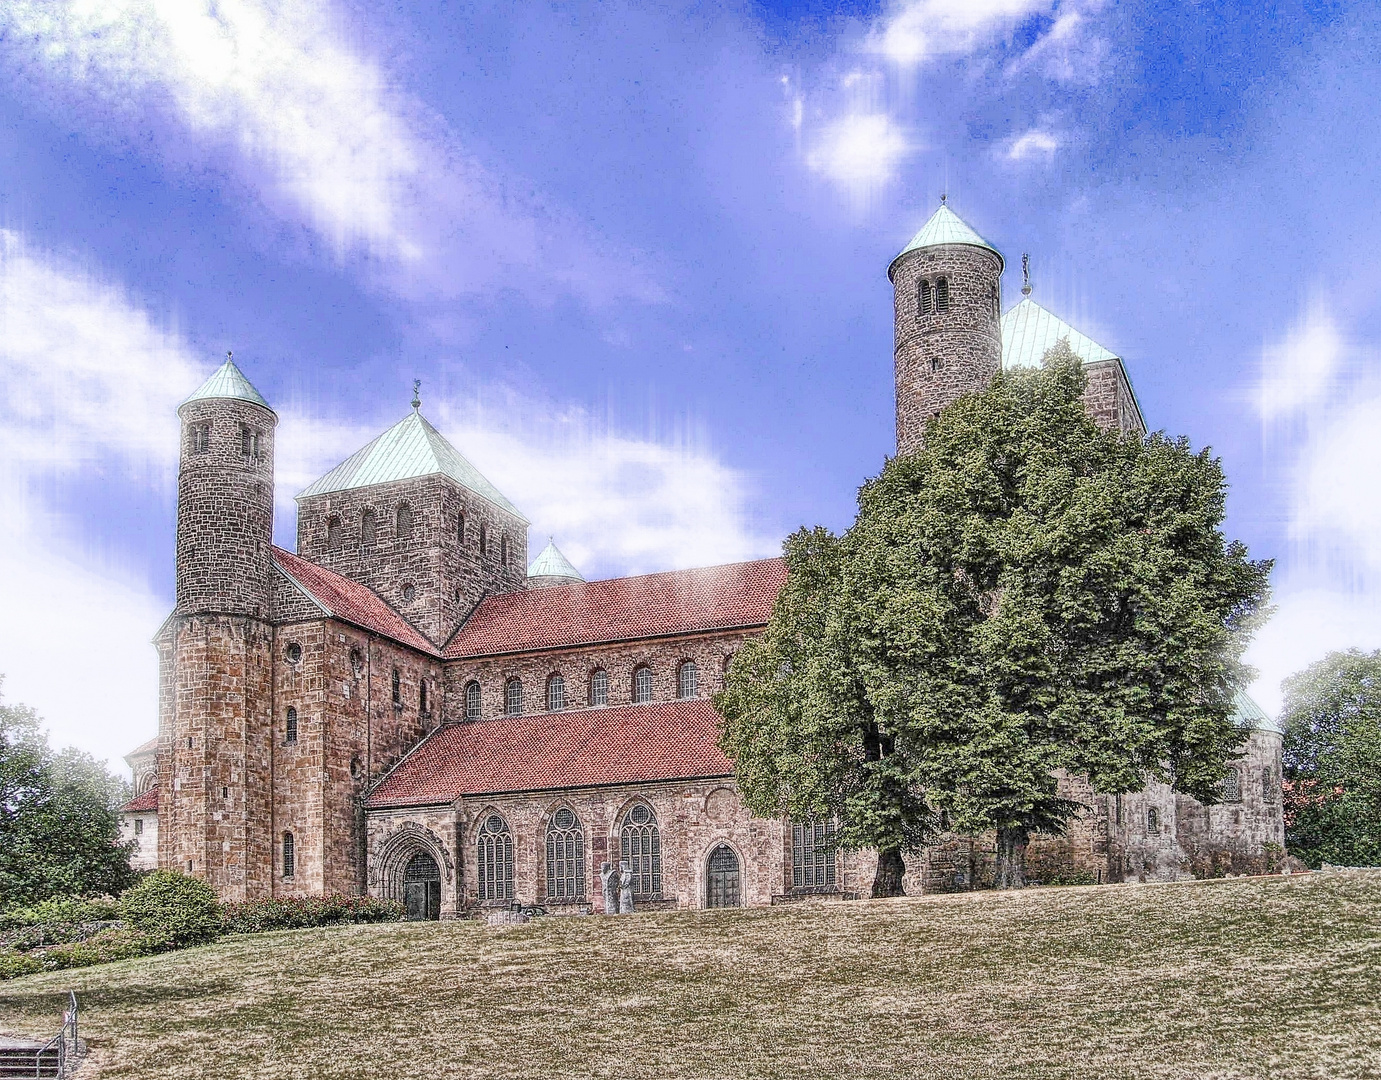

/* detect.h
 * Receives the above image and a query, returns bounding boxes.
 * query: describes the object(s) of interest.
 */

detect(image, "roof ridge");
[576,555,783,589]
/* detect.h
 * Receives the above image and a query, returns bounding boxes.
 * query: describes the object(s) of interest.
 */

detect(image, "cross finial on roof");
[411,379,421,411]
[1021,253,1032,297]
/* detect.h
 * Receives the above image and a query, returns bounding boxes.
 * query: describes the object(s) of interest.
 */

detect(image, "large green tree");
[718,346,1272,893]
[1281,649,1381,868]
[0,677,137,907]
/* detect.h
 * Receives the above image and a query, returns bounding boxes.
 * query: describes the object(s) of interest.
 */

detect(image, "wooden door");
[706,845,741,908]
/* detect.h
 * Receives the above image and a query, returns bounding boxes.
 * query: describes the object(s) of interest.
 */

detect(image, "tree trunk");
[994,825,1029,889]
[872,847,906,897]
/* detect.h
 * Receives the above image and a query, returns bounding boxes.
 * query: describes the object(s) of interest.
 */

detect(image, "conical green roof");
[527,540,584,582]
[889,203,1003,278]
[296,409,526,520]
[181,357,272,411]
[1232,689,1283,735]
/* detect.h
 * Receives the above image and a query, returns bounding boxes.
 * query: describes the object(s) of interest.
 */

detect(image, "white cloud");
[805,113,912,196]
[1004,128,1062,160]
[1256,297,1345,421]
[868,0,1055,68]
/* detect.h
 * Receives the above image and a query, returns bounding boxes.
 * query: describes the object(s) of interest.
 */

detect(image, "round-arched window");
[396,502,413,541]
[505,678,523,716]
[464,681,481,721]
[547,674,566,712]
[678,660,698,699]
[589,668,609,707]
[632,665,653,704]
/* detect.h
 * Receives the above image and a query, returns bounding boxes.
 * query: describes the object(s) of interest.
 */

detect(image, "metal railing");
[30,993,77,1078]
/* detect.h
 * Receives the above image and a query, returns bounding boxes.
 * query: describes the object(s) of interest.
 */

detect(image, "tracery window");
[589,668,609,707]
[632,665,653,704]
[678,660,698,699]
[792,821,837,891]
[919,279,933,316]
[465,681,481,720]
[1219,769,1242,802]
[1262,766,1277,802]
[285,707,298,744]
[477,815,514,902]
[620,804,661,898]
[396,502,413,541]
[1146,807,1159,833]
[326,515,342,551]
[361,509,377,546]
[935,277,949,312]
[282,832,295,878]
[547,674,566,712]
[505,677,523,716]
[546,808,585,900]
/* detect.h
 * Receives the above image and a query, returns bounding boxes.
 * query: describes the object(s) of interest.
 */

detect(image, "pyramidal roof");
[1232,688,1283,736]
[890,203,1002,278]
[1001,298,1119,370]
[296,409,526,519]
[528,540,584,582]
[181,357,272,411]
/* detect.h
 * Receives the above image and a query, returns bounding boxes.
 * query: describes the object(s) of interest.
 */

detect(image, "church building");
[127,202,1285,917]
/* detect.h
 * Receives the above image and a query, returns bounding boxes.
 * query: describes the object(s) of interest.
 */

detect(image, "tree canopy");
[718,346,1272,892]
[0,677,137,907]
[1281,649,1381,868]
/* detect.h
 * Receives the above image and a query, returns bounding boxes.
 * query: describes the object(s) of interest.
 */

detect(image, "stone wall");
[1082,359,1146,437]
[118,811,158,871]
[296,474,528,644]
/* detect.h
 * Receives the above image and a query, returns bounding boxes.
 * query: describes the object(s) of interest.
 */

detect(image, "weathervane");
[411,379,421,411]
[1021,253,1032,297]
[940,191,947,205]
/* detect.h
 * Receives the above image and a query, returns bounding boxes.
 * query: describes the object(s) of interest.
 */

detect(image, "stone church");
[125,201,1285,918]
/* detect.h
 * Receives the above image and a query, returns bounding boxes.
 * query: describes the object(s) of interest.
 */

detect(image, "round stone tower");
[888,199,1005,455]
[175,356,277,617]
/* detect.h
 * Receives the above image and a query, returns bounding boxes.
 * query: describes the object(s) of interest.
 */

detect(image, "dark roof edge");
[365,772,737,812]
[444,621,768,662]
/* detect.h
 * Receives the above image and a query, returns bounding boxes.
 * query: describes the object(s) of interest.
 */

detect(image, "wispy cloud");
[867,0,1055,68]
[1255,297,1345,421]
[1004,128,1063,161]
[805,112,913,198]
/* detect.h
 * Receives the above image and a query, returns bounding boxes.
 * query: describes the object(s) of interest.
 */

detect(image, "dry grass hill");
[1,872,1378,1079]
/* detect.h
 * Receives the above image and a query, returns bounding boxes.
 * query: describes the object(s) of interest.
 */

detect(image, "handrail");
[28,992,77,1077]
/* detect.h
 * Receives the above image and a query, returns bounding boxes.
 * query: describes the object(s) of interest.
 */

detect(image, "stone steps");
[0,1044,62,1077]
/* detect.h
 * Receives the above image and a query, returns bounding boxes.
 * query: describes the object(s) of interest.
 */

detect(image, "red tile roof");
[274,547,438,656]
[124,786,159,813]
[365,699,733,808]
[444,558,785,658]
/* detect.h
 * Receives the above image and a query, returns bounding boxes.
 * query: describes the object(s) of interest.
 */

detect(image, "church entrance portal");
[706,845,741,908]
[403,851,441,920]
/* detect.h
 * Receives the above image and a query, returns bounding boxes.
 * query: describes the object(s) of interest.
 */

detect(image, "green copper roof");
[527,539,584,581]
[1232,689,1283,736]
[1001,298,1119,370]
[296,409,527,520]
[890,204,1003,277]
[181,357,272,411]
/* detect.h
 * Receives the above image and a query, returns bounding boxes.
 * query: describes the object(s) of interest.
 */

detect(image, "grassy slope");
[1,873,1378,1080]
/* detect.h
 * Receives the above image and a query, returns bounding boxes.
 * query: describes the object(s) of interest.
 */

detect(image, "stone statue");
[618,859,634,914]
[600,862,619,914]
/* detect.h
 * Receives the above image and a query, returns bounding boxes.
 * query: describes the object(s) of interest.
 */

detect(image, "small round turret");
[889,199,1004,455]
[175,356,277,618]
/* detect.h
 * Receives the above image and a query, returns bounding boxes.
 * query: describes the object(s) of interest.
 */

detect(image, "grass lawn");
[1,872,1378,1079]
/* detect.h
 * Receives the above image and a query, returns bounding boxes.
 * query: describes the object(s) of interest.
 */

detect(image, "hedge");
[222,894,404,934]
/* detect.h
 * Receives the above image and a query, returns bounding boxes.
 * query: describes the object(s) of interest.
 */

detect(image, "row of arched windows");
[322,505,511,565]
[464,659,714,719]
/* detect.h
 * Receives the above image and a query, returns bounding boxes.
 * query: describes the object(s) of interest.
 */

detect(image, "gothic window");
[396,502,413,541]
[1146,807,1159,833]
[501,535,509,566]
[547,674,566,712]
[632,665,653,704]
[190,423,210,455]
[792,821,837,891]
[546,808,585,900]
[457,511,466,546]
[465,681,481,720]
[678,660,698,699]
[285,707,298,744]
[477,815,514,902]
[392,668,402,708]
[620,804,661,898]
[935,277,950,312]
[919,279,933,316]
[505,677,523,716]
[282,832,295,878]
[479,524,488,558]
[1219,769,1242,802]
[589,668,609,707]
[326,515,342,551]
[361,509,377,546]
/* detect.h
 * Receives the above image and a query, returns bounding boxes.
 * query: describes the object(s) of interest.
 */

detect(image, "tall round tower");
[889,199,1005,455]
[175,356,277,617]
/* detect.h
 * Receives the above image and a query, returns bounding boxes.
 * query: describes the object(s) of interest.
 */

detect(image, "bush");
[221,894,404,935]
[0,896,120,930]
[40,926,159,970]
[0,948,43,980]
[119,871,221,948]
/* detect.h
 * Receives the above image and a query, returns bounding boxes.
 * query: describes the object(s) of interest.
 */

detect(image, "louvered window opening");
[589,669,609,707]
[477,816,514,901]
[632,666,653,704]
[547,675,566,712]
[792,822,837,891]
[620,805,661,898]
[935,277,949,311]
[505,678,523,716]
[191,423,210,455]
[464,681,481,720]
[919,279,932,315]
[678,661,698,699]
[546,808,585,900]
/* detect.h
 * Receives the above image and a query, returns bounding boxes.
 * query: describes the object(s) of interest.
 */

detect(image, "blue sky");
[2,0,1379,768]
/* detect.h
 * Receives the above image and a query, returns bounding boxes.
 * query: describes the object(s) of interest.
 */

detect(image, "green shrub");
[40,927,159,970]
[221,894,403,935]
[119,871,221,948]
[0,949,44,980]
[0,896,120,930]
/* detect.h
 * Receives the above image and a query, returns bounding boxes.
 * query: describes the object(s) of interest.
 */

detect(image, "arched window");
[479,524,488,558]
[546,807,585,900]
[457,511,466,546]
[935,277,950,312]
[465,681,481,720]
[326,515,342,551]
[632,665,653,704]
[477,814,513,901]
[396,502,413,541]
[1146,807,1159,833]
[792,821,837,891]
[919,279,933,315]
[500,535,509,566]
[929,356,941,373]
[547,674,566,712]
[285,707,298,744]
[589,668,609,707]
[361,509,377,546]
[505,677,523,716]
[392,668,402,708]
[620,804,661,899]
[1219,769,1242,802]
[677,660,698,699]
[282,832,295,878]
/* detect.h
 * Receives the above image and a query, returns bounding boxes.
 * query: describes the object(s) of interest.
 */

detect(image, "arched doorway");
[403,851,442,920]
[706,845,741,908]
